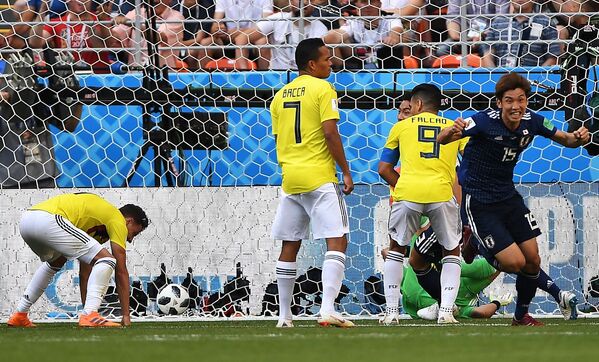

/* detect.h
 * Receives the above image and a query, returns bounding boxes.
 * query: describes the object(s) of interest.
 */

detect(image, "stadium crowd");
[0,0,597,71]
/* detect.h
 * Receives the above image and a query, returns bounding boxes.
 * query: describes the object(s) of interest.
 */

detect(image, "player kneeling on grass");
[7,193,148,328]
[437,72,587,326]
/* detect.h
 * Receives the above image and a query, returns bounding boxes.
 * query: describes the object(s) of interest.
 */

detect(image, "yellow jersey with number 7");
[382,112,468,203]
[270,75,340,194]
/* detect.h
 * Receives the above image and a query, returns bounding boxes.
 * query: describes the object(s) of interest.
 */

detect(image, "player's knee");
[500,257,526,273]
[524,253,541,272]
[95,256,117,270]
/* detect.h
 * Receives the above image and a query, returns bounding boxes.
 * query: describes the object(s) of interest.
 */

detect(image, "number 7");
[284,101,302,144]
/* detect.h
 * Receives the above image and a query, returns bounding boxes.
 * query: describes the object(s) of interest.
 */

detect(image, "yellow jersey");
[30,193,128,249]
[382,112,468,203]
[270,74,340,194]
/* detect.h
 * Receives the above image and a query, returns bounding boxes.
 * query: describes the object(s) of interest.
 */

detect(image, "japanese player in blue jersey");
[438,72,589,326]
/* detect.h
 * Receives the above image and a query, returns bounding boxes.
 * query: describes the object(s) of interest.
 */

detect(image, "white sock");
[439,255,461,314]
[17,262,61,313]
[276,260,296,321]
[383,251,404,314]
[83,257,115,315]
[320,251,346,315]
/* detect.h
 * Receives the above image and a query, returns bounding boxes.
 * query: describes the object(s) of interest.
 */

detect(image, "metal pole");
[459,0,468,67]
[299,0,305,41]
[134,0,143,65]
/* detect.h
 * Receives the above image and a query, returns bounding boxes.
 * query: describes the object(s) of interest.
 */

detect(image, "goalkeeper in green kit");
[383,216,513,320]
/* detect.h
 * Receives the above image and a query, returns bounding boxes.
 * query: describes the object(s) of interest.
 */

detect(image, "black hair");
[410,83,442,111]
[120,204,149,229]
[295,38,326,71]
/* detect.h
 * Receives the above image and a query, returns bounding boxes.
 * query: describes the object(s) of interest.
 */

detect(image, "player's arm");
[323,120,354,195]
[79,261,92,304]
[550,127,590,148]
[378,160,399,188]
[111,242,131,326]
[437,117,468,144]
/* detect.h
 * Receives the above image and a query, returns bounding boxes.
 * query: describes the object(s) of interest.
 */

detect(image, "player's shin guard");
[439,256,461,315]
[83,257,116,315]
[17,262,61,313]
[383,251,404,314]
[414,265,441,302]
[536,268,561,302]
[276,260,297,321]
[514,271,539,320]
[320,251,346,315]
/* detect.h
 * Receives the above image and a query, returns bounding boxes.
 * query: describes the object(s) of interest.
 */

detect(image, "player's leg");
[410,226,443,304]
[535,268,578,320]
[383,201,422,324]
[77,247,118,327]
[506,196,545,326]
[8,211,69,327]
[272,191,310,328]
[427,200,461,324]
[310,183,353,327]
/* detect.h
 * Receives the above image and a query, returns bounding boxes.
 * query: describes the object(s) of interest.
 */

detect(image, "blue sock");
[414,265,441,303]
[514,271,539,320]
[536,268,561,302]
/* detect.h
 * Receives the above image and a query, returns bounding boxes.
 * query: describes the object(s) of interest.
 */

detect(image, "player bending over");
[8,193,148,328]
[438,72,588,326]
[270,38,354,328]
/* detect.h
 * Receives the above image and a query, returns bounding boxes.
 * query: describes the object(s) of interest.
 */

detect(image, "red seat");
[204,58,257,71]
[402,56,419,69]
[431,54,482,68]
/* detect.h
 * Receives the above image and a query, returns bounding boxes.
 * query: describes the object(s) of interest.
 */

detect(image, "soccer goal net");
[0,0,597,322]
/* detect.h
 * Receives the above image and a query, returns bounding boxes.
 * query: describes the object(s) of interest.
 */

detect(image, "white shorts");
[388,199,460,250]
[271,183,349,240]
[19,210,104,265]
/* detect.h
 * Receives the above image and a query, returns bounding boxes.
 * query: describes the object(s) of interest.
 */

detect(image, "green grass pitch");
[2,319,599,362]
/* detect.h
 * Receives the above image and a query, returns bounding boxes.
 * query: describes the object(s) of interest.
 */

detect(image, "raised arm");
[437,117,468,144]
[110,242,131,326]
[550,127,590,148]
[323,119,354,195]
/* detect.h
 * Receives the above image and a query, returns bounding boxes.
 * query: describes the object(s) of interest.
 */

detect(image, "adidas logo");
[494,136,503,140]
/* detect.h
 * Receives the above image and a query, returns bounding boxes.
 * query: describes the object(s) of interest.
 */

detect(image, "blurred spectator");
[439,0,510,56]
[29,0,114,73]
[482,0,560,67]
[187,0,272,68]
[324,0,403,69]
[552,0,599,54]
[112,0,185,68]
[236,0,329,70]
[0,0,68,50]
[176,0,215,68]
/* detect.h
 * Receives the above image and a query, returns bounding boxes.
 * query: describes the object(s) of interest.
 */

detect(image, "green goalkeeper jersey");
[401,258,497,319]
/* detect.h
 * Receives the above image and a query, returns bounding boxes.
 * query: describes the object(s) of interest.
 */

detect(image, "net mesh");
[0,0,598,320]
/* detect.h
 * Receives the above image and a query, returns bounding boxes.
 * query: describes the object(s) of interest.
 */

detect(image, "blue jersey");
[459,109,557,203]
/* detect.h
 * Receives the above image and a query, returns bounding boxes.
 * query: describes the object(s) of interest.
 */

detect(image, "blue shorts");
[462,193,542,262]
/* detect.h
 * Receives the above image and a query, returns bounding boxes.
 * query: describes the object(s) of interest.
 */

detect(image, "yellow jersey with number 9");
[270,75,340,194]
[383,112,468,203]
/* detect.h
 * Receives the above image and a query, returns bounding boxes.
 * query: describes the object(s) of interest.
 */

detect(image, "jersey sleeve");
[319,83,340,122]
[270,94,280,136]
[256,15,275,35]
[461,112,486,137]
[538,116,558,138]
[380,123,401,165]
[214,0,225,13]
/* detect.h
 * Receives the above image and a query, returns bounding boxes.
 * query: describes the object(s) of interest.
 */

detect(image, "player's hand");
[342,173,354,195]
[382,35,399,46]
[573,126,590,145]
[452,117,468,136]
[121,315,131,327]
